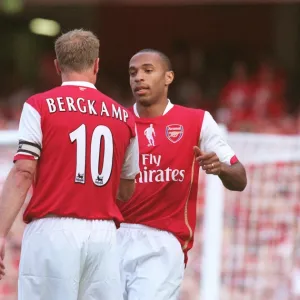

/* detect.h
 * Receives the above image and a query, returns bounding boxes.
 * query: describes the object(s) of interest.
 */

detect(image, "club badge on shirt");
[166,124,184,143]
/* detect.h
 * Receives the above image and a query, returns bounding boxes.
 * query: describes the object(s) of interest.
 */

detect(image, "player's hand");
[193,146,221,175]
[0,237,5,280]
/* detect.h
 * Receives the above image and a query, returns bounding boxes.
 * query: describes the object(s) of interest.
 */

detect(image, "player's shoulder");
[105,100,134,121]
[25,86,63,107]
[98,91,124,107]
[127,105,134,115]
[101,93,136,128]
[104,94,134,117]
[23,90,51,112]
[126,105,136,121]
[173,104,207,119]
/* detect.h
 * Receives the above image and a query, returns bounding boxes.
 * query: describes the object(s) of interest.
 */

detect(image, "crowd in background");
[0,47,299,134]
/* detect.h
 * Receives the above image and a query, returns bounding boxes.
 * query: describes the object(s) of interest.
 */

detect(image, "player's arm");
[0,160,37,239]
[219,161,246,191]
[0,100,42,257]
[0,154,38,282]
[117,128,140,202]
[196,112,247,191]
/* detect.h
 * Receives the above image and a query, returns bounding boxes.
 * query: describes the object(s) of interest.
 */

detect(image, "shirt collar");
[62,81,96,89]
[133,99,174,118]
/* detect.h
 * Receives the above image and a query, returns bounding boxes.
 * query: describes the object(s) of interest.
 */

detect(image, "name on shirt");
[46,97,129,123]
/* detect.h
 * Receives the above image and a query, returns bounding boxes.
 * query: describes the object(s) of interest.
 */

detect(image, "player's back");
[18,83,135,224]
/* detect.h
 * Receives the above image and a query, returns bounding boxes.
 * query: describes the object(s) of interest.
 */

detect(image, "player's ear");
[54,59,61,75]
[94,58,100,75]
[165,71,174,86]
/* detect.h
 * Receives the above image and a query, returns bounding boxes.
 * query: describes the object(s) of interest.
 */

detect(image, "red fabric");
[13,154,36,162]
[230,155,239,165]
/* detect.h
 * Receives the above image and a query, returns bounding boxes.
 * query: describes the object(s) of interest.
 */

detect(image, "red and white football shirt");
[15,81,139,224]
[118,101,238,258]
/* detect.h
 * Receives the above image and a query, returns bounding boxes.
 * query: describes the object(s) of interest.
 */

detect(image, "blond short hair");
[55,29,100,72]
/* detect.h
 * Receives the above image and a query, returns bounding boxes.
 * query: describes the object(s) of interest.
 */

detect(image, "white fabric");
[62,81,97,89]
[18,217,122,300]
[117,224,185,300]
[200,111,236,165]
[18,103,42,157]
[17,142,41,158]
[121,126,140,180]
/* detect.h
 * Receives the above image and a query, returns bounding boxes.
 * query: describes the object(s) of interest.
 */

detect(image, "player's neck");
[61,72,96,85]
[137,99,169,118]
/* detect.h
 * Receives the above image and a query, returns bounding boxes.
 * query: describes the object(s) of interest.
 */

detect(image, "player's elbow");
[117,178,135,202]
[221,162,247,192]
[10,161,36,191]
[234,168,247,192]
[239,165,247,191]
[235,178,247,192]
[239,174,247,191]
[225,178,247,192]
[14,160,36,182]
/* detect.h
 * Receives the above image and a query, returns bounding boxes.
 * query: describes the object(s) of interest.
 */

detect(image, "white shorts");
[118,224,185,300]
[18,217,122,300]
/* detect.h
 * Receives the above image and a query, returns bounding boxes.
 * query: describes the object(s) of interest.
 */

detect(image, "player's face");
[129,53,173,106]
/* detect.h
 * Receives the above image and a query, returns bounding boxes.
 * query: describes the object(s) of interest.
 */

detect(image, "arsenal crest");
[166,124,184,143]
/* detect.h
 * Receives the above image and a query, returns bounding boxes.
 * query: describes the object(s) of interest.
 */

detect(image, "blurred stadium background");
[0,0,300,299]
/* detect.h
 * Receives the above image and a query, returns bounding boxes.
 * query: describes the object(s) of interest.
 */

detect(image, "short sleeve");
[14,101,43,162]
[121,126,140,180]
[199,111,238,165]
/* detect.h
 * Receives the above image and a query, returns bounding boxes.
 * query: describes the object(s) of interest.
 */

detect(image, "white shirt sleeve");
[121,127,140,180]
[199,111,236,165]
[16,102,43,159]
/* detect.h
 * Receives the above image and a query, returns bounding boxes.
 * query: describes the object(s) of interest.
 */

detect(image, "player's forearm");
[0,166,33,238]
[117,178,135,202]
[219,162,247,191]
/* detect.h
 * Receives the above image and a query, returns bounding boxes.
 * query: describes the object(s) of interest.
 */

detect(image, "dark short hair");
[136,49,172,71]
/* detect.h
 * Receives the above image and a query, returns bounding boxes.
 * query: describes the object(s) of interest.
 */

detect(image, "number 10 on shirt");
[69,124,113,186]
